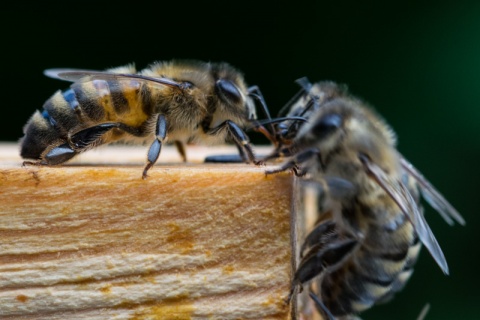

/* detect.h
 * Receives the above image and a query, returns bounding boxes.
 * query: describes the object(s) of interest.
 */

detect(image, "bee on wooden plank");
[20,60,269,178]
[264,79,465,319]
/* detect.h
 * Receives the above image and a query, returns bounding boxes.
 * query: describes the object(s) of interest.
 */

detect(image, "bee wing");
[400,156,465,226]
[359,155,449,274]
[44,69,182,89]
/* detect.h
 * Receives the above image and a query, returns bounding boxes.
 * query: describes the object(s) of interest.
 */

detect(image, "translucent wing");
[359,154,449,274]
[400,156,465,226]
[44,68,182,89]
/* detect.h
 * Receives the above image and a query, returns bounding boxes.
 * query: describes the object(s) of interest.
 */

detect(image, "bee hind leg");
[292,238,357,298]
[68,123,124,151]
[22,143,79,166]
[300,220,337,258]
[265,147,320,176]
[42,143,79,165]
[288,239,356,319]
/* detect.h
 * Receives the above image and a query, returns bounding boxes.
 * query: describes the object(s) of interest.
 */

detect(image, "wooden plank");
[0,143,296,320]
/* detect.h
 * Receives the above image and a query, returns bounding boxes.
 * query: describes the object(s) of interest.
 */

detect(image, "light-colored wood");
[0,143,296,320]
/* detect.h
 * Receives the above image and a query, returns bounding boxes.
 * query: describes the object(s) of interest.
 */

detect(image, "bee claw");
[254,159,266,166]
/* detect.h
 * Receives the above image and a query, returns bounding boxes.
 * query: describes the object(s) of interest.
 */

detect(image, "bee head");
[295,108,346,155]
[311,113,343,140]
[294,98,394,163]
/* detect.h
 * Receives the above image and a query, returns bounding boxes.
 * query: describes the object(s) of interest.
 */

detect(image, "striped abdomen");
[21,79,156,160]
[319,176,423,317]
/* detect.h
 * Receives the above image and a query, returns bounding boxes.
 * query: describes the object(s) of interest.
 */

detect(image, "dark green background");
[2,2,479,319]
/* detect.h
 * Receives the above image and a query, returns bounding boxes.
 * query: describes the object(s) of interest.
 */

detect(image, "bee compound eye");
[215,79,242,104]
[312,113,342,138]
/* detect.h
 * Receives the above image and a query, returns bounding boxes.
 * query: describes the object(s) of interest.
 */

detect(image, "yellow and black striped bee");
[265,79,465,319]
[20,60,269,178]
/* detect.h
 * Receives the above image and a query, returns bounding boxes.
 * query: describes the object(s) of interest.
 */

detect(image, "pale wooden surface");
[0,143,297,320]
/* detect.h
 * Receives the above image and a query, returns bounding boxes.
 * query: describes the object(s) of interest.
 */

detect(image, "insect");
[264,79,465,319]
[20,60,269,178]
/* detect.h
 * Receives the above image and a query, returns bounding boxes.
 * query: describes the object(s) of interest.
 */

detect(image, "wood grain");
[0,143,297,320]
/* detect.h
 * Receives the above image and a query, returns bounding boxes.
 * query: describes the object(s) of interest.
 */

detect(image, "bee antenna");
[247,85,280,143]
[247,86,272,120]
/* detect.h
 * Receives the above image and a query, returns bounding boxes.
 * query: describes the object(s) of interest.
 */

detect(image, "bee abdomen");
[40,79,137,132]
[21,78,144,160]
[20,87,88,159]
[20,111,60,159]
[321,221,415,316]
[376,236,422,304]
[44,90,83,132]
[322,249,408,315]
[69,83,106,121]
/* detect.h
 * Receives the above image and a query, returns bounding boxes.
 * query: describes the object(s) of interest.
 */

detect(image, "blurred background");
[2,1,479,319]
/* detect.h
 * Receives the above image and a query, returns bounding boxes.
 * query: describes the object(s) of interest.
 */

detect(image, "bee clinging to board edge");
[263,78,465,319]
[20,60,269,178]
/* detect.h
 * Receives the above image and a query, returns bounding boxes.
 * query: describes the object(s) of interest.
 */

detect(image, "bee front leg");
[143,114,167,179]
[210,120,260,165]
[265,147,320,176]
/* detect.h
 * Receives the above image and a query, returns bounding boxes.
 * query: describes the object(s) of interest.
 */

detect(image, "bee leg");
[42,143,79,165]
[300,220,337,258]
[227,121,258,164]
[22,143,78,166]
[289,238,357,303]
[25,123,129,166]
[235,143,248,162]
[265,148,320,176]
[204,154,244,163]
[210,120,260,165]
[143,114,167,179]
[308,291,336,320]
[174,141,187,162]
[68,123,123,151]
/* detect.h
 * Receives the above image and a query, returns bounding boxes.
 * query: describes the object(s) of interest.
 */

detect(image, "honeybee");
[20,60,269,178]
[265,79,465,319]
